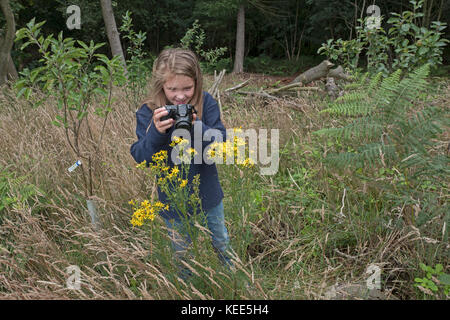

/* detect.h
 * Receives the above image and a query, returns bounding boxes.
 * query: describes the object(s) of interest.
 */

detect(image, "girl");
[130,48,233,279]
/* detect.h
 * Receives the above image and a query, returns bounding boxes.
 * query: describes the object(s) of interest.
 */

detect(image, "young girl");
[130,48,233,279]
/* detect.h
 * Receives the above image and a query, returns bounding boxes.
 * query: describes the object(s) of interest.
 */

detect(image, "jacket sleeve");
[130,105,170,164]
[194,92,227,149]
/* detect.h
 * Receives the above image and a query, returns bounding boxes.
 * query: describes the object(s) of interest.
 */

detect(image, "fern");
[314,64,449,232]
[314,64,448,178]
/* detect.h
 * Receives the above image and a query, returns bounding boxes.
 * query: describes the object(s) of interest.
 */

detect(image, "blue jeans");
[163,201,233,279]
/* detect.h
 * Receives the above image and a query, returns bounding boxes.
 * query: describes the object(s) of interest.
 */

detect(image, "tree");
[233,4,245,73]
[99,0,126,70]
[232,0,281,73]
[0,0,15,85]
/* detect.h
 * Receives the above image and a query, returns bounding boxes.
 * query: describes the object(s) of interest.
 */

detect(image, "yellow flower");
[130,200,168,227]
[168,166,179,179]
[140,200,150,208]
[169,136,182,147]
[233,127,243,134]
[152,150,168,163]
[170,136,189,148]
[187,147,197,156]
[136,160,147,169]
[180,179,188,188]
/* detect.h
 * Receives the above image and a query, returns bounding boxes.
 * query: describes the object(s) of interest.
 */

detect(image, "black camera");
[161,104,197,131]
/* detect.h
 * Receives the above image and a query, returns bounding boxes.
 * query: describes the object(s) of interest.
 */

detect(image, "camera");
[161,104,197,131]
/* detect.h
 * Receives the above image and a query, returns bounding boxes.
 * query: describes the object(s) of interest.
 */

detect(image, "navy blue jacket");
[130,92,226,220]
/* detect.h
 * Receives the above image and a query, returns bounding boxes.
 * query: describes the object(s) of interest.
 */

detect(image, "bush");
[318,0,449,74]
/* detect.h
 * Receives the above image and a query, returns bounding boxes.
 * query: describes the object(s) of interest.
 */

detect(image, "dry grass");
[0,75,448,300]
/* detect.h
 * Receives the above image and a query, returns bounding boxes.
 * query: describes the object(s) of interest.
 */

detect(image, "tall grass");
[0,74,448,299]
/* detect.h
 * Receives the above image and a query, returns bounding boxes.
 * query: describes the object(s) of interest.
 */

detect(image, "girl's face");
[163,74,195,105]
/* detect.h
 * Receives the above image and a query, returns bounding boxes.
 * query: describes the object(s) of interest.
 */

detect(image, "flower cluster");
[130,137,200,227]
[129,199,169,227]
[206,127,255,169]
[170,136,197,163]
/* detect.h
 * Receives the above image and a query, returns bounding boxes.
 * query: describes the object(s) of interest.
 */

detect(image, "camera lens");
[175,120,191,131]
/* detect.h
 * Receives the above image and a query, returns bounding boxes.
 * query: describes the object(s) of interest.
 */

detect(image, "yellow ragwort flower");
[179,179,188,188]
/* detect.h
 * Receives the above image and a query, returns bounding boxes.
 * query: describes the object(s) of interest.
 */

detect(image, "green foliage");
[317,38,364,70]
[14,18,126,197]
[314,65,449,232]
[180,19,228,73]
[119,11,153,109]
[318,1,449,74]
[386,0,449,71]
[244,54,319,76]
[0,165,43,223]
[314,65,447,169]
[414,263,450,298]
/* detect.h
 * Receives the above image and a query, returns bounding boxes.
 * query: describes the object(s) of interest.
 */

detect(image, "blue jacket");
[130,92,226,220]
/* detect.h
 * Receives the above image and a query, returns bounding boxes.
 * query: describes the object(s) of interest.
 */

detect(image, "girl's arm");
[130,105,170,164]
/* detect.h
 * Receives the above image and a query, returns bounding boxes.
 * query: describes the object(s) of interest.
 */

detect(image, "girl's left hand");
[192,113,197,124]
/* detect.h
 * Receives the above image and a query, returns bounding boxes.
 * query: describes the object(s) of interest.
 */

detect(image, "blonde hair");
[144,48,204,119]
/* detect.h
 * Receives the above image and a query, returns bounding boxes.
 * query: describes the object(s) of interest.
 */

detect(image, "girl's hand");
[153,107,174,134]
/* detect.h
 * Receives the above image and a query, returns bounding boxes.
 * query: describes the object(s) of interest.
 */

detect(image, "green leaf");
[93,87,108,97]
[77,111,88,120]
[418,47,429,55]
[438,274,450,286]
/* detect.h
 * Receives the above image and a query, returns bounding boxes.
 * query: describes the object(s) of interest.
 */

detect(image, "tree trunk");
[290,60,334,85]
[0,0,15,86]
[290,60,353,85]
[233,4,245,74]
[99,0,127,71]
[7,52,18,80]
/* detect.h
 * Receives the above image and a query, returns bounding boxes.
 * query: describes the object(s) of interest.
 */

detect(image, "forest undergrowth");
[0,71,448,299]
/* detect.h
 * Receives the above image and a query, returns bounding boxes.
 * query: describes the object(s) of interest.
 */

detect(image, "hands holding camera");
[153,104,197,134]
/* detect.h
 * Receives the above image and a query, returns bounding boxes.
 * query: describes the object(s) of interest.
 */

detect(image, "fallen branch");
[267,82,319,94]
[209,69,226,114]
[209,69,226,98]
[289,60,353,85]
[328,65,352,81]
[290,60,334,85]
[224,79,250,93]
[236,90,308,114]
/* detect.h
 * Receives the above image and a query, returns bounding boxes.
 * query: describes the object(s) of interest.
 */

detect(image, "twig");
[209,69,226,98]
[338,188,347,218]
[268,82,319,94]
[237,90,308,114]
[224,79,250,93]
[237,90,278,99]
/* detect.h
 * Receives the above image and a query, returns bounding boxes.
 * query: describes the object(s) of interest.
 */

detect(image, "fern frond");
[314,117,383,141]
[367,71,383,94]
[391,106,443,154]
[389,64,430,111]
[321,101,372,116]
[324,143,396,168]
[372,69,402,112]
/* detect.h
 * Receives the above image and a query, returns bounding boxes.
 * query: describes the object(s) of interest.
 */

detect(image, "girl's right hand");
[153,107,174,134]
